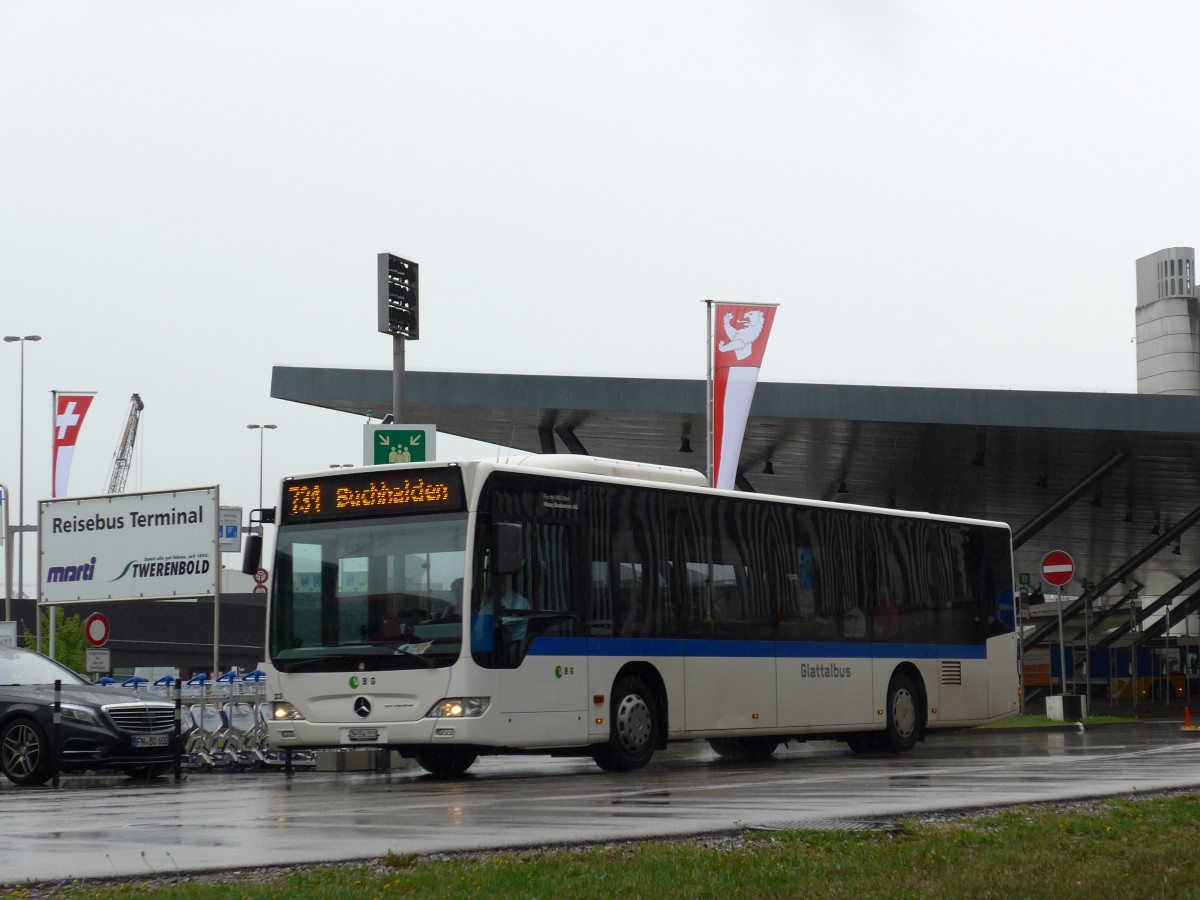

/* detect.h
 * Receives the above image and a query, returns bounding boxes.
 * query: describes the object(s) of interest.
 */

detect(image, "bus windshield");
[269,513,468,672]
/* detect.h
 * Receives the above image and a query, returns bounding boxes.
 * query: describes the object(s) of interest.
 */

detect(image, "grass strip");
[8,792,1199,899]
[980,714,1137,728]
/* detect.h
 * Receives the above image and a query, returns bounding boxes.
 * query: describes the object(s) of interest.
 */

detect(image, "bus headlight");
[427,697,490,718]
[272,701,306,721]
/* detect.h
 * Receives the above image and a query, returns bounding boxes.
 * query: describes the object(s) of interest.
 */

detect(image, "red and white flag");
[708,303,778,490]
[52,392,96,498]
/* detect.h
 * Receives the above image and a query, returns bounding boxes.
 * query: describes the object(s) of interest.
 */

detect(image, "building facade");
[1136,246,1200,394]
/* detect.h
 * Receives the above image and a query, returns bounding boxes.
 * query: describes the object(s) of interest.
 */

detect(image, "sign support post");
[1056,596,1068,697]
[1084,595,1092,710]
[1,481,9,621]
[213,487,221,680]
[1041,550,1076,698]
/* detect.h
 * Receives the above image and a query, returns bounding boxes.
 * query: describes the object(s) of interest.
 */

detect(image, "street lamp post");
[4,335,41,613]
[246,424,277,509]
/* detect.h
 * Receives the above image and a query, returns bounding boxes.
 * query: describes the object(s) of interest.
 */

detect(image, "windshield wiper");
[278,645,437,673]
[280,653,377,673]
[335,641,439,668]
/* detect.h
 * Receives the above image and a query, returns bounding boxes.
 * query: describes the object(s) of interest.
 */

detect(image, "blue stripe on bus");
[525,636,986,660]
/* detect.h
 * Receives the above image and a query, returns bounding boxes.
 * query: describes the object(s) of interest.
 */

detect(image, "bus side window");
[712,581,741,629]
[778,544,833,640]
[589,560,613,636]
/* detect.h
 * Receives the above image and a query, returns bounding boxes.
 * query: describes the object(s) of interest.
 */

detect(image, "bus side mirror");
[242,534,263,575]
[241,507,275,575]
[490,523,523,575]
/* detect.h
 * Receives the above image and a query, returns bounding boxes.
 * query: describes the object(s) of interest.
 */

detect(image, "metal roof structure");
[272,365,1200,653]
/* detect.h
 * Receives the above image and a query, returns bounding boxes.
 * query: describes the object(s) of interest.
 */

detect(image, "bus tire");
[593,676,657,772]
[709,736,779,761]
[844,733,879,754]
[882,672,921,752]
[414,747,478,778]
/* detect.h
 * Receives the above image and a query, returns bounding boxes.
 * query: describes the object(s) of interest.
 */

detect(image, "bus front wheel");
[593,675,658,772]
[882,672,922,752]
[414,746,478,778]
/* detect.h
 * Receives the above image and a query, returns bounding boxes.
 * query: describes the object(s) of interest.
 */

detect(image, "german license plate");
[347,728,379,742]
[133,734,170,748]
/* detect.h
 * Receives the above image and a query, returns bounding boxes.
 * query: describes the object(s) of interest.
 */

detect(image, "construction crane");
[106,393,144,494]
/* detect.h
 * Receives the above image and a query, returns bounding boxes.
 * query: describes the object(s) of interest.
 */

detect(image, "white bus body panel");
[479,652,590,748]
[777,656,874,729]
[685,656,778,731]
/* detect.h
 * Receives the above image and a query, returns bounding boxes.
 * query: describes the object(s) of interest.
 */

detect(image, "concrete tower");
[1135,247,1200,394]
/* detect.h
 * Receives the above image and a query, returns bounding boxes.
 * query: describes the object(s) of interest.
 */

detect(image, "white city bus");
[259,455,1018,776]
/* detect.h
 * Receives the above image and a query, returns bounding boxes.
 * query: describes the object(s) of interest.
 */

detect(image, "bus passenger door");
[683,568,778,733]
[484,520,590,747]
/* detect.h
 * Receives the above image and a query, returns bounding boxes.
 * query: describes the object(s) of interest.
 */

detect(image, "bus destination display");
[281,468,465,524]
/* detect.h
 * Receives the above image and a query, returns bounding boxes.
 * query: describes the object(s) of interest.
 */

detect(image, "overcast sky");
[1,1,1196,591]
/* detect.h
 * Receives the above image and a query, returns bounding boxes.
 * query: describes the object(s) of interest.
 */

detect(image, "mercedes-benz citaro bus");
[254,455,1018,776]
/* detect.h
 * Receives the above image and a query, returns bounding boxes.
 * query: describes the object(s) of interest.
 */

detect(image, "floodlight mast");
[377,253,419,423]
[3,334,39,616]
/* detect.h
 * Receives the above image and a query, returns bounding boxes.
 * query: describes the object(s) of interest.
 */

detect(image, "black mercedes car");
[0,646,177,786]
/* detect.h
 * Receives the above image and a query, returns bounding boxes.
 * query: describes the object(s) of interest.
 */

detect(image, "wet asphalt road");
[2,723,1199,884]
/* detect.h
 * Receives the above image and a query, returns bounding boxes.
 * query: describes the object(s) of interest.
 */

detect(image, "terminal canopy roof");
[273,366,1200,612]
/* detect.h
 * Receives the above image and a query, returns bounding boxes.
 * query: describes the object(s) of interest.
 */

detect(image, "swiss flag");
[52,392,96,498]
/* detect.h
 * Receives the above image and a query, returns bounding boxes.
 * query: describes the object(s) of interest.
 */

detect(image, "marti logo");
[46,556,97,584]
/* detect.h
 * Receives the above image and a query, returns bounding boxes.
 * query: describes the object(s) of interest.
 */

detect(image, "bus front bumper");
[268,717,443,749]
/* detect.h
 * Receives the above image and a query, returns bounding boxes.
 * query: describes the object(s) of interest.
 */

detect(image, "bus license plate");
[133,734,170,748]
[347,728,379,742]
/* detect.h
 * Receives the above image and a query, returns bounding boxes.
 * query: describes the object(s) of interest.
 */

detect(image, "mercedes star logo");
[353,696,372,718]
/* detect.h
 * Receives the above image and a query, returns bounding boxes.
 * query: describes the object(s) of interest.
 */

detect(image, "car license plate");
[133,734,170,748]
[347,728,379,742]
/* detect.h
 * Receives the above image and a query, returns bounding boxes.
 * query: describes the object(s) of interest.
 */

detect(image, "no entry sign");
[84,612,110,648]
[1041,550,1075,588]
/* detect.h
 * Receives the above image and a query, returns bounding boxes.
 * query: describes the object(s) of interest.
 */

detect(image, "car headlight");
[271,701,306,721]
[426,697,490,718]
[61,704,103,726]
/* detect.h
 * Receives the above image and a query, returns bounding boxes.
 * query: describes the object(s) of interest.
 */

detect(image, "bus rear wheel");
[414,747,478,778]
[882,672,922,752]
[708,736,779,761]
[593,675,658,772]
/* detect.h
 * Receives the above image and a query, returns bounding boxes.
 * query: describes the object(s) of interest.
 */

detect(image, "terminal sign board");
[39,487,219,604]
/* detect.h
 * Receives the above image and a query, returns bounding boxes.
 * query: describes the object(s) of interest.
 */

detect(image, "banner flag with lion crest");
[707,301,779,490]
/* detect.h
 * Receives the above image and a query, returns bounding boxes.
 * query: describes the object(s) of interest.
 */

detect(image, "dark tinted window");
[474,472,1013,664]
